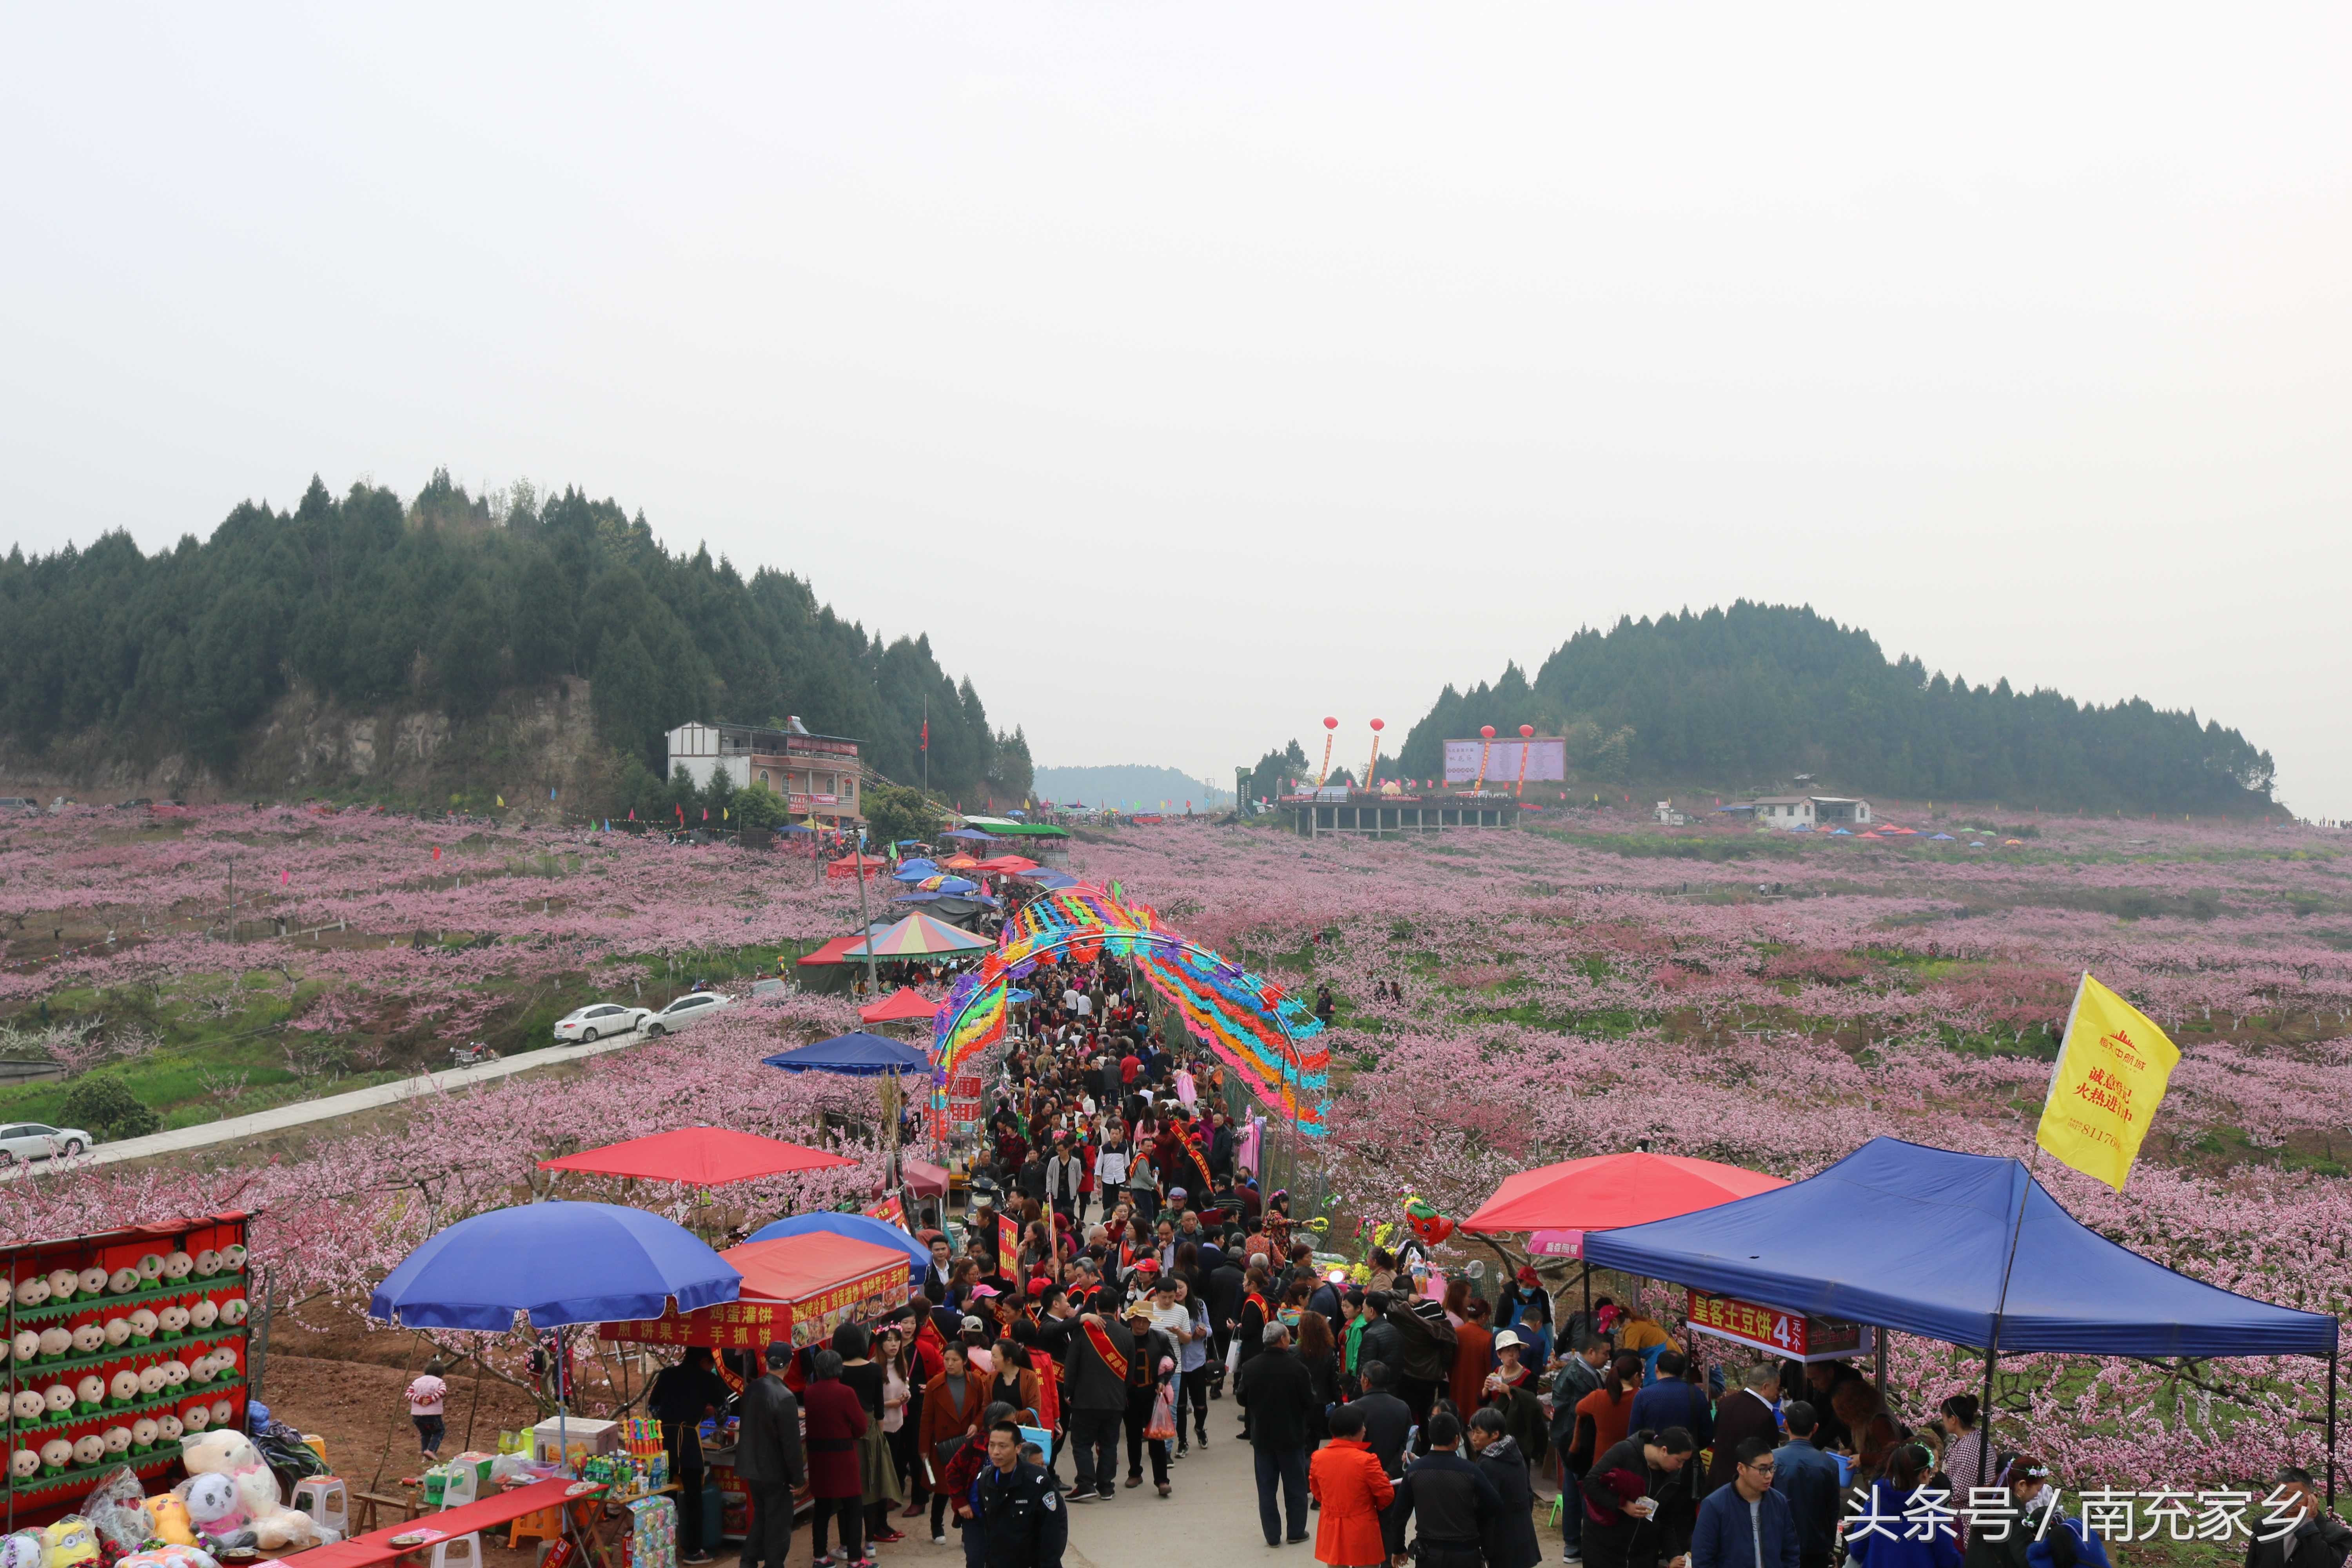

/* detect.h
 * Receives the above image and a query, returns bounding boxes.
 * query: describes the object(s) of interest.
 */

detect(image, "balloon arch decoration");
[930,886,1329,1142]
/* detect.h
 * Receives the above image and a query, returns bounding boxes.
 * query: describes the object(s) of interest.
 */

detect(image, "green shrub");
[58,1072,162,1142]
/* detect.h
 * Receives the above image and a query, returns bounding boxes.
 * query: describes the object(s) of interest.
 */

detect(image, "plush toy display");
[10,1390,42,1423]
[107,1269,139,1296]
[177,1431,328,1550]
[38,1439,70,1477]
[75,1268,107,1298]
[70,1324,104,1356]
[131,1418,158,1454]
[14,1279,48,1310]
[0,1530,34,1568]
[188,1302,218,1332]
[120,1546,220,1568]
[37,1328,71,1361]
[46,1271,78,1304]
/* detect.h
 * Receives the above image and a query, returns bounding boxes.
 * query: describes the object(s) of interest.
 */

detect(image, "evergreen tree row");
[1391,603,2274,813]
[0,471,1031,807]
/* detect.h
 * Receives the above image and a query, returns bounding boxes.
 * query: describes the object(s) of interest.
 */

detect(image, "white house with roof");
[1745,795,1872,830]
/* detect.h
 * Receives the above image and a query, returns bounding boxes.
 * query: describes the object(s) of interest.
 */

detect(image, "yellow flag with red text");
[2036,973,2180,1190]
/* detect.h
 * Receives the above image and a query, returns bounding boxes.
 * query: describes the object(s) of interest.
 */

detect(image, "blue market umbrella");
[764,1032,933,1076]
[369,1201,742,1330]
[941,828,995,841]
[1019,869,1080,889]
[891,858,940,883]
[744,1212,932,1269]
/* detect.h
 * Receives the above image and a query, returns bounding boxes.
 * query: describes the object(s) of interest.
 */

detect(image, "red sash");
[1243,1292,1270,1325]
[1083,1319,1129,1381]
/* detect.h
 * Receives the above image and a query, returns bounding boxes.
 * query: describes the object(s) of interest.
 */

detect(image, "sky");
[4,8,2349,815]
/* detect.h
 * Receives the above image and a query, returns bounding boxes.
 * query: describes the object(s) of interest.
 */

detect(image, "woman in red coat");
[800,1350,871,1567]
[1310,1405,1396,1568]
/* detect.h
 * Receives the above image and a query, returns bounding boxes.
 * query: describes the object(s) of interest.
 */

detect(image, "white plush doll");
[178,1431,322,1551]
[0,1281,10,1310]
[160,1361,188,1389]
[75,1374,106,1412]
[189,1301,218,1332]
[180,1404,208,1432]
[218,1299,247,1327]
[208,1399,232,1428]
[158,1305,190,1339]
[42,1384,73,1416]
[192,1252,220,1279]
[103,1318,131,1349]
[137,1255,165,1284]
[178,1473,250,1549]
[3,1454,32,1485]
[108,1371,139,1405]
[128,1308,158,1344]
[157,1414,182,1442]
[14,1278,48,1309]
[37,1327,71,1360]
[71,1433,105,1468]
[0,1531,38,1568]
[107,1268,139,1295]
[71,1323,105,1356]
[130,1417,159,1454]
[47,1269,78,1302]
[102,1426,130,1458]
[76,1267,107,1297]
[37,1438,71,1476]
[219,1246,247,1274]
[11,1390,43,1423]
[162,1253,193,1283]
[187,1357,214,1388]
[11,1332,37,1365]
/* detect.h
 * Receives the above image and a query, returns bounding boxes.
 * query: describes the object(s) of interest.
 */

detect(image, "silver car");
[0,1123,93,1163]
[643,992,731,1037]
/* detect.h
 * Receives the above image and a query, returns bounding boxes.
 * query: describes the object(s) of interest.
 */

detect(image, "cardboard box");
[530,1417,621,1466]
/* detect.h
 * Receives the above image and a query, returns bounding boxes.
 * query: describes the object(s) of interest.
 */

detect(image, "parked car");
[748,978,791,1003]
[0,798,39,815]
[643,992,731,1036]
[0,1123,93,1163]
[553,1003,651,1044]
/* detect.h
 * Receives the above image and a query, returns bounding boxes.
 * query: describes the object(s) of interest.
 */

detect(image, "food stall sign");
[1685,1289,1873,1363]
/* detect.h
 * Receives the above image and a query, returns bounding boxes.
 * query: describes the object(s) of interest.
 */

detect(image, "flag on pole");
[2035,972,2180,1191]
[432,846,440,861]
[920,719,929,752]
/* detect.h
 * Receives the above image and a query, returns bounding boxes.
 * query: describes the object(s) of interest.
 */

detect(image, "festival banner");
[997,1210,1021,1267]
[864,1194,907,1230]
[599,1258,909,1350]
[2036,972,2180,1191]
[1686,1290,1872,1363]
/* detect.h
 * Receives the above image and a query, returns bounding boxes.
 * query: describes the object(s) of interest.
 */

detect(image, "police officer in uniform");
[975,1418,1067,1568]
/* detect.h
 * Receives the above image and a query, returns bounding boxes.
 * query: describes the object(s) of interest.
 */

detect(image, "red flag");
[676,805,685,824]
[921,719,929,752]
[702,808,709,822]
[628,808,635,821]
[432,846,440,861]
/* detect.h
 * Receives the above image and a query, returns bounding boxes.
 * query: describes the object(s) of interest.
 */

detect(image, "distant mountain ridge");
[1034,764,1233,810]
[1394,602,2274,814]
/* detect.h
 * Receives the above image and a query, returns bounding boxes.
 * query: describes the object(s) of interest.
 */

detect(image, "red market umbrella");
[972,855,1038,875]
[901,1158,950,1199]
[1461,1150,1788,1234]
[861,986,947,1024]
[539,1127,855,1187]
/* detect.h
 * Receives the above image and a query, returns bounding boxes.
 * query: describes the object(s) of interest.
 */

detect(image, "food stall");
[598,1232,914,1540]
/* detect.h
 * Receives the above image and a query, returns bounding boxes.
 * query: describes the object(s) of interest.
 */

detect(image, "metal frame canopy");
[932,887,1329,1134]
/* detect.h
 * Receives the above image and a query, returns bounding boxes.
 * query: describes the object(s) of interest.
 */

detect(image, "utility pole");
[853,827,879,1000]
[922,694,929,797]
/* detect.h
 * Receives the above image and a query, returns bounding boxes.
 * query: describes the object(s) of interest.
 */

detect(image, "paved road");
[20,1028,650,1172]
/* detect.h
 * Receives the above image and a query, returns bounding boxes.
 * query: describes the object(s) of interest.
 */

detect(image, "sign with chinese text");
[1686,1290,1872,1363]
[864,1194,907,1230]
[2037,973,2180,1191]
[1527,1229,1583,1259]
[598,1258,909,1350]
[997,1210,1020,1267]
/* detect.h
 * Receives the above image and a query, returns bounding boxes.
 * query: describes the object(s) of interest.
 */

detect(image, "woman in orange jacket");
[1309,1405,1397,1568]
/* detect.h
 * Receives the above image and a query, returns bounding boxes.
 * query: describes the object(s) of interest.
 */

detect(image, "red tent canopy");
[901,1158,950,1199]
[860,987,946,1024]
[723,1233,910,1302]
[798,934,866,967]
[539,1127,854,1186]
[972,855,1038,874]
[1461,1151,1788,1234]
[601,1232,912,1348]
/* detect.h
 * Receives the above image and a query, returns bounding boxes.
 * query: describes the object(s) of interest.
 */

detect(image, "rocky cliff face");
[0,677,622,808]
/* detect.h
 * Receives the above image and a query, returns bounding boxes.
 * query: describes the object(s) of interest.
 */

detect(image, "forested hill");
[0,471,1029,804]
[1394,603,2276,814]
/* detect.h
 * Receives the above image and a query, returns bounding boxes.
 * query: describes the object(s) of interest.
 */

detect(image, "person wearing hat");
[733,1342,806,1568]
[1483,1329,1551,1468]
[1119,1299,1181,1497]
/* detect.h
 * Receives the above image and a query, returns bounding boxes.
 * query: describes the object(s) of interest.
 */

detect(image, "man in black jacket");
[1581,1428,1699,1568]
[1768,1403,1842,1568]
[1204,1249,1246,1396]
[1344,1361,1416,1483]
[731,1342,806,1568]
[648,1347,731,1564]
[976,1420,1068,1568]
[1384,1412,1502,1568]
[1356,1292,1403,1379]
[1235,1321,1319,1546]
[1470,1408,1543,1568]
[1387,1296,1459,1433]
[1059,1291,1134,1503]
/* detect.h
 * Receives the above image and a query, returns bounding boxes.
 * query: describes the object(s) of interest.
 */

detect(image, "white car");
[553,1003,651,1044]
[643,992,731,1036]
[0,1123,93,1163]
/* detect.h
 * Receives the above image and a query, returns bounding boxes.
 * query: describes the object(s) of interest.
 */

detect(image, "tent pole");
[1582,1261,1591,1328]
[1979,1348,1997,1488]
[2328,1348,2339,1508]
[1874,1331,1886,1399]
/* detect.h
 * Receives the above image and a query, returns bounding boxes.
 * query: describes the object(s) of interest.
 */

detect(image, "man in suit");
[922,1234,956,1305]
[1705,1363,1782,1494]
[1059,1289,1135,1502]
[732,1342,806,1568]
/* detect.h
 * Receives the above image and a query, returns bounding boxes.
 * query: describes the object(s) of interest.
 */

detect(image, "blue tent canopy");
[1581,1137,2337,1357]
[892,858,940,882]
[764,1032,932,1076]
[370,1201,741,1330]
[941,828,995,841]
[744,1212,932,1269]
[1020,869,1080,889]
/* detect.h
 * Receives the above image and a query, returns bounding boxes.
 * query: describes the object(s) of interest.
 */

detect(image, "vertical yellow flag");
[2036,973,2181,1190]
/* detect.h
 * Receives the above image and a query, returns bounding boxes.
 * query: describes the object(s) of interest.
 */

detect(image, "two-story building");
[664,719,865,828]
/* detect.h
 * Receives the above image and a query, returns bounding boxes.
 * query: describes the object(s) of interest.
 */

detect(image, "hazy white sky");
[5,7,2348,813]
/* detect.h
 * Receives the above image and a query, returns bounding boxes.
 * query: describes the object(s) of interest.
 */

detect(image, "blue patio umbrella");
[942,828,995,841]
[1020,869,1080,889]
[1930,833,1956,840]
[764,1032,933,1076]
[744,1212,932,1270]
[369,1201,742,1330]
[892,858,940,882]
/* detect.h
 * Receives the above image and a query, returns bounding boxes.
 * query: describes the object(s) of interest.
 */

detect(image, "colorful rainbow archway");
[932,890,1328,1138]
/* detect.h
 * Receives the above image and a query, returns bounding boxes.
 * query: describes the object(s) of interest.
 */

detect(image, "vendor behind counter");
[648,1347,734,1562]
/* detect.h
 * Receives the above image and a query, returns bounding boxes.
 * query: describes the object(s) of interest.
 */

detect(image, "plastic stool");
[426,1534,481,1568]
[507,1506,564,1550]
[440,1469,480,1509]
[293,1476,350,1538]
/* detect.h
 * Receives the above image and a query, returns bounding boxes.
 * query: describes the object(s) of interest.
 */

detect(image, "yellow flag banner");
[2035,973,2180,1190]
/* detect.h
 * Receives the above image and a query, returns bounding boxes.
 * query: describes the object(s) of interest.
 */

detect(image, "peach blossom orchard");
[5,803,2351,1489]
